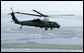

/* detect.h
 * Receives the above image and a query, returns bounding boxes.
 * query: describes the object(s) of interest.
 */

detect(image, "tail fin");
[10,8,19,24]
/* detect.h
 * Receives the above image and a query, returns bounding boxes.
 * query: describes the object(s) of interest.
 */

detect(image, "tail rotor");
[8,7,19,15]
[11,7,14,13]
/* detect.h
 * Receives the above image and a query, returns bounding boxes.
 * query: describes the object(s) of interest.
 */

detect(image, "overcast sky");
[1,1,83,15]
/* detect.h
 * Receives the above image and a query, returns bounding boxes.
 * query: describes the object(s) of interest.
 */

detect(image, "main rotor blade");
[32,9,44,16]
[55,14,75,16]
[32,10,49,17]
[16,12,42,17]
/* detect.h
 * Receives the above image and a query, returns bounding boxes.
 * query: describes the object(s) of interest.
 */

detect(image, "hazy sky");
[1,1,83,14]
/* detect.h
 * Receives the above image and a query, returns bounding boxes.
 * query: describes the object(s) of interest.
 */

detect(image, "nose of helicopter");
[56,24,60,29]
[54,22,60,29]
[57,25,60,29]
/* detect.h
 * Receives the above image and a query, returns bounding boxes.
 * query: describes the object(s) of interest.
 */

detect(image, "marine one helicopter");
[9,8,60,30]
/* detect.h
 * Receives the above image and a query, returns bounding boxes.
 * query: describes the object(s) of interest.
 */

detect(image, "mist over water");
[1,13,83,52]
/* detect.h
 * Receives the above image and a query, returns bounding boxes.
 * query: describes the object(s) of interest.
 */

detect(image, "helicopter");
[9,8,60,30]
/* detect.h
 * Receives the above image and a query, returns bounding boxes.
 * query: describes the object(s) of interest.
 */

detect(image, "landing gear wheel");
[20,25,23,29]
[45,27,48,30]
[51,28,53,30]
